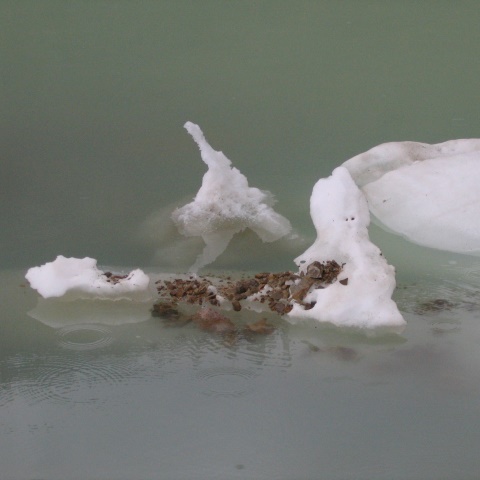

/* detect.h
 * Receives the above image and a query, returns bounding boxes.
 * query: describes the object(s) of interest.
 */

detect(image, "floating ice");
[172,122,292,272]
[288,167,405,330]
[25,255,152,301]
[28,299,154,327]
[342,139,480,255]
[138,197,304,271]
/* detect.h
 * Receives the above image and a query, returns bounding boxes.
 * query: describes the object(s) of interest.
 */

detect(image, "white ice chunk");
[288,167,405,330]
[342,139,480,255]
[172,122,292,272]
[25,255,152,301]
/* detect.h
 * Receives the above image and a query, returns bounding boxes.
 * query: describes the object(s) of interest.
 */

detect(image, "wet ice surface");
[172,122,292,273]
[290,167,404,329]
[3,267,480,480]
[25,256,153,301]
[342,139,480,255]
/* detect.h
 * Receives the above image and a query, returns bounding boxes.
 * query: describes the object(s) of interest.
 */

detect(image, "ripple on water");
[446,262,480,286]
[239,334,293,371]
[0,384,15,407]
[56,324,114,351]
[394,281,479,316]
[193,367,257,398]
[13,355,135,406]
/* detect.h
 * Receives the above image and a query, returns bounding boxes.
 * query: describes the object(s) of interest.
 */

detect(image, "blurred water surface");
[2,2,480,479]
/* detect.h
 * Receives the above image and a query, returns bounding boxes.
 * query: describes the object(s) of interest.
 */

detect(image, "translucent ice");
[288,167,405,330]
[172,122,292,272]
[342,139,480,255]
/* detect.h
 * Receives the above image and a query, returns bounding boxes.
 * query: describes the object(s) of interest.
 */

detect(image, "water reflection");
[4,269,480,479]
[4,301,416,410]
[0,313,296,408]
[28,298,152,327]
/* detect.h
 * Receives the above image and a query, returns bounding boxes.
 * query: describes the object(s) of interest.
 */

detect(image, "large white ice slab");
[172,122,292,272]
[25,255,152,301]
[288,167,405,330]
[342,139,480,255]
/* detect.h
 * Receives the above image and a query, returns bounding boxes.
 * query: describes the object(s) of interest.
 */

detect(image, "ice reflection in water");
[1,312,296,408]
[3,278,480,480]
[3,266,480,479]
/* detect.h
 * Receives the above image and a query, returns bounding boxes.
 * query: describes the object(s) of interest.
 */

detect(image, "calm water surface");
[2,2,480,479]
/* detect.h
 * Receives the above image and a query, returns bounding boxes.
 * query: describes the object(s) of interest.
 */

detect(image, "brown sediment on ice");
[152,260,344,343]
[154,260,344,316]
[102,272,129,284]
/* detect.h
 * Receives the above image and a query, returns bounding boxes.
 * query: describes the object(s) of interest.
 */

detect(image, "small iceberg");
[342,139,480,255]
[156,167,405,331]
[287,167,405,330]
[25,255,152,302]
[172,122,292,272]
[36,125,480,332]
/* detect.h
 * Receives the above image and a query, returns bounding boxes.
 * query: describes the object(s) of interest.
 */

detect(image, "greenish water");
[2,2,480,479]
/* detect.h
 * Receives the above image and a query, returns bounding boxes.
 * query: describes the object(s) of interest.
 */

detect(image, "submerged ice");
[342,139,480,255]
[172,122,292,272]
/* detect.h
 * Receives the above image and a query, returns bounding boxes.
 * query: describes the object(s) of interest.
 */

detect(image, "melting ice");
[25,255,152,302]
[342,139,480,255]
[25,125,480,331]
[288,167,405,330]
[172,122,292,272]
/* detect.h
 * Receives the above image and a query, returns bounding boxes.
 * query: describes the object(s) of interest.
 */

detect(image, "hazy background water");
[2,1,480,479]
[2,0,480,271]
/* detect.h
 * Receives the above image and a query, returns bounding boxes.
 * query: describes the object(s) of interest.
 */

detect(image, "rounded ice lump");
[342,139,480,255]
